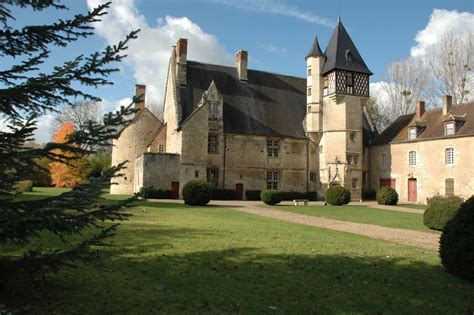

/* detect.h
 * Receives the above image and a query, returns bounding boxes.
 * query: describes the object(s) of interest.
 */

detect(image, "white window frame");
[347,153,359,165]
[266,170,280,190]
[409,151,417,166]
[408,127,417,140]
[267,139,280,157]
[445,148,454,165]
[445,122,455,136]
[380,153,387,167]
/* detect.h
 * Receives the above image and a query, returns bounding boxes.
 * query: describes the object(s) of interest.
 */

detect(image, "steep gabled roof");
[306,34,325,59]
[372,102,474,145]
[321,19,372,75]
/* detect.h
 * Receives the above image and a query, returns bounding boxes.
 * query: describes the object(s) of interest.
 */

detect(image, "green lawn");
[1,189,473,314]
[276,204,436,233]
[398,203,428,210]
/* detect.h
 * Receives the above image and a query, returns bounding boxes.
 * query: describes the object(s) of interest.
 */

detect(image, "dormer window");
[408,127,417,140]
[346,72,353,94]
[445,122,455,136]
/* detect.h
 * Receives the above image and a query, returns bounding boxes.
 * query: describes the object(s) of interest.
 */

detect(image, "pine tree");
[0,1,140,276]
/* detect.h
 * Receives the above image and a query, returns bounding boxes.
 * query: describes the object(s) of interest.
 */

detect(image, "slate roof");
[306,34,324,59]
[180,61,376,140]
[321,20,372,75]
[372,102,474,145]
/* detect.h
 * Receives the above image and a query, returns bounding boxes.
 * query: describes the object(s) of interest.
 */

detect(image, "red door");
[380,178,396,189]
[408,179,417,202]
[171,181,179,199]
[235,183,243,200]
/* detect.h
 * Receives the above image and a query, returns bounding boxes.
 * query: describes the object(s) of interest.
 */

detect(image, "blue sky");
[3,0,474,142]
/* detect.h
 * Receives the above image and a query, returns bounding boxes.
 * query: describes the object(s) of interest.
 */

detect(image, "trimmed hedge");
[246,190,261,201]
[260,190,283,205]
[280,191,318,201]
[139,186,173,199]
[423,195,463,230]
[211,189,236,200]
[182,180,211,206]
[363,189,377,200]
[325,186,350,206]
[14,180,33,193]
[376,186,399,205]
[439,196,474,281]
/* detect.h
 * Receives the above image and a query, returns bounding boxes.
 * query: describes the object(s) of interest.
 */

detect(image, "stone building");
[369,97,474,203]
[112,19,473,203]
[111,19,376,200]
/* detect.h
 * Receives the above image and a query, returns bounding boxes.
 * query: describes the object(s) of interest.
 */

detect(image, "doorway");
[235,183,243,200]
[408,178,417,202]
[171,181,179,199]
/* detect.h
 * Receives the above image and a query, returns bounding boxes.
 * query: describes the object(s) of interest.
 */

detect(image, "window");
[207,168,219,187]
[380,153,387,167]
[267,139,280,157]
[194,171,199,178]
[307,68,311,76]
[445,122,455,136]
[445,178,454,196]
[208,134,218,154]
[346,72,353,94]
[266,171,280,190]
[323,76,329,96]
[351,178,358,189]
[347,154,359,165]
[158,144,164,153]
[408,127,417,140]
[307,87,312,96]
[409,151,417,166]
[349,132,356,142]
[445,148,454,165]
[309,171,317,182]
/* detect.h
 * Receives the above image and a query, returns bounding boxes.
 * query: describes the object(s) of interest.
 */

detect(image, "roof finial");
[337,0,341,22]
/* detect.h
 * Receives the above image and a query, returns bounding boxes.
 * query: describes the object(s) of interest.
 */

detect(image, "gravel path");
[207,200,439,251]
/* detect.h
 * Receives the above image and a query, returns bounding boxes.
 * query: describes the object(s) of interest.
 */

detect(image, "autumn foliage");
[49,122,88,187]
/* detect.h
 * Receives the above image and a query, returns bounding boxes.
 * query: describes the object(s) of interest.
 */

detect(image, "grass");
[276,204,436,233]
[1,188,473,313]
[398,203,428,210]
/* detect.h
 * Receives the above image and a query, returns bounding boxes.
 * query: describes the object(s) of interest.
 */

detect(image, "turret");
[305,34,325,144]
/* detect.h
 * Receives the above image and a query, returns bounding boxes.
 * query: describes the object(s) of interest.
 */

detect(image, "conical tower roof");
[305,34,324,59]
[321,19,372,75]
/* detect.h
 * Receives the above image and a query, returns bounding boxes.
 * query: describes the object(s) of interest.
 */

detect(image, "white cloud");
[0,114,55,145]
[87,0,232,110]
[210,0,333,28]
[258,42,287,55]
[410,9,474,57]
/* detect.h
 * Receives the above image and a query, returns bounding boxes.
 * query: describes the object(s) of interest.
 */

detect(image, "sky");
[3,0,474,143]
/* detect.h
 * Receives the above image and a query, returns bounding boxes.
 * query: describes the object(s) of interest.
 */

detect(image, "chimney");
[134,84,146,114]
[236,50,248,81]
[442,95,452,115]
[415,100,425,120]
[176,38,188,85]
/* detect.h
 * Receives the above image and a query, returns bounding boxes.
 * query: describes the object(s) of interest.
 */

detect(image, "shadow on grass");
[3,244,473,313]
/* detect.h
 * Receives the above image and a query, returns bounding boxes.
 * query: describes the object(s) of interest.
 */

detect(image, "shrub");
[260,190,283,205]
[304,191,318,201]
[139,186,173,199]
[439,196,474,281]
[13,180,33,193]
[363,189,377,200]
[211,189,236,200]
[182,180,211,206]
[376,186,399,205]
[423,195,463,230]
[325,186,350,206]
[246,190,261,201]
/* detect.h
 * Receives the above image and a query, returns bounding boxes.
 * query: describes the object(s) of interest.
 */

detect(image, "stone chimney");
[442,95,452,115]
[236,50,248,81]
[415,100,425,120]
[176,38,188,85]
[134,84,146,114]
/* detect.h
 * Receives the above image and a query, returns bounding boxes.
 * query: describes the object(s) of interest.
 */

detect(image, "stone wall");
[369,136,474,203]
[134,153,180,192]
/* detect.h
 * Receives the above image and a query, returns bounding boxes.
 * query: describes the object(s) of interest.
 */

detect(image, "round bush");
[182,180,211,206]
[325,186,350,206]
[376,186,399,205]
[439,196,474,281]
[260,190,283,205]
[423,195,463,230]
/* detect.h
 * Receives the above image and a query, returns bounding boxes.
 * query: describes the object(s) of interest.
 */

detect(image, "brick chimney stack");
[415,100,425,120]
[236,50,248,81]
[134,84,146,115]
[176,38,188,85]
[442,95,452,115]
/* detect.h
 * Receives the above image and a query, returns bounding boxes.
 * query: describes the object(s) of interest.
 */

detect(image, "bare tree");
[426,31,474,105]
[55,99,103,129]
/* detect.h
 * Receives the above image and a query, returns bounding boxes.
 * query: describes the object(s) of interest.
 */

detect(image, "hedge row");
[246,190,317,201]
[211,189,236,200]
[139,186,173,199]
